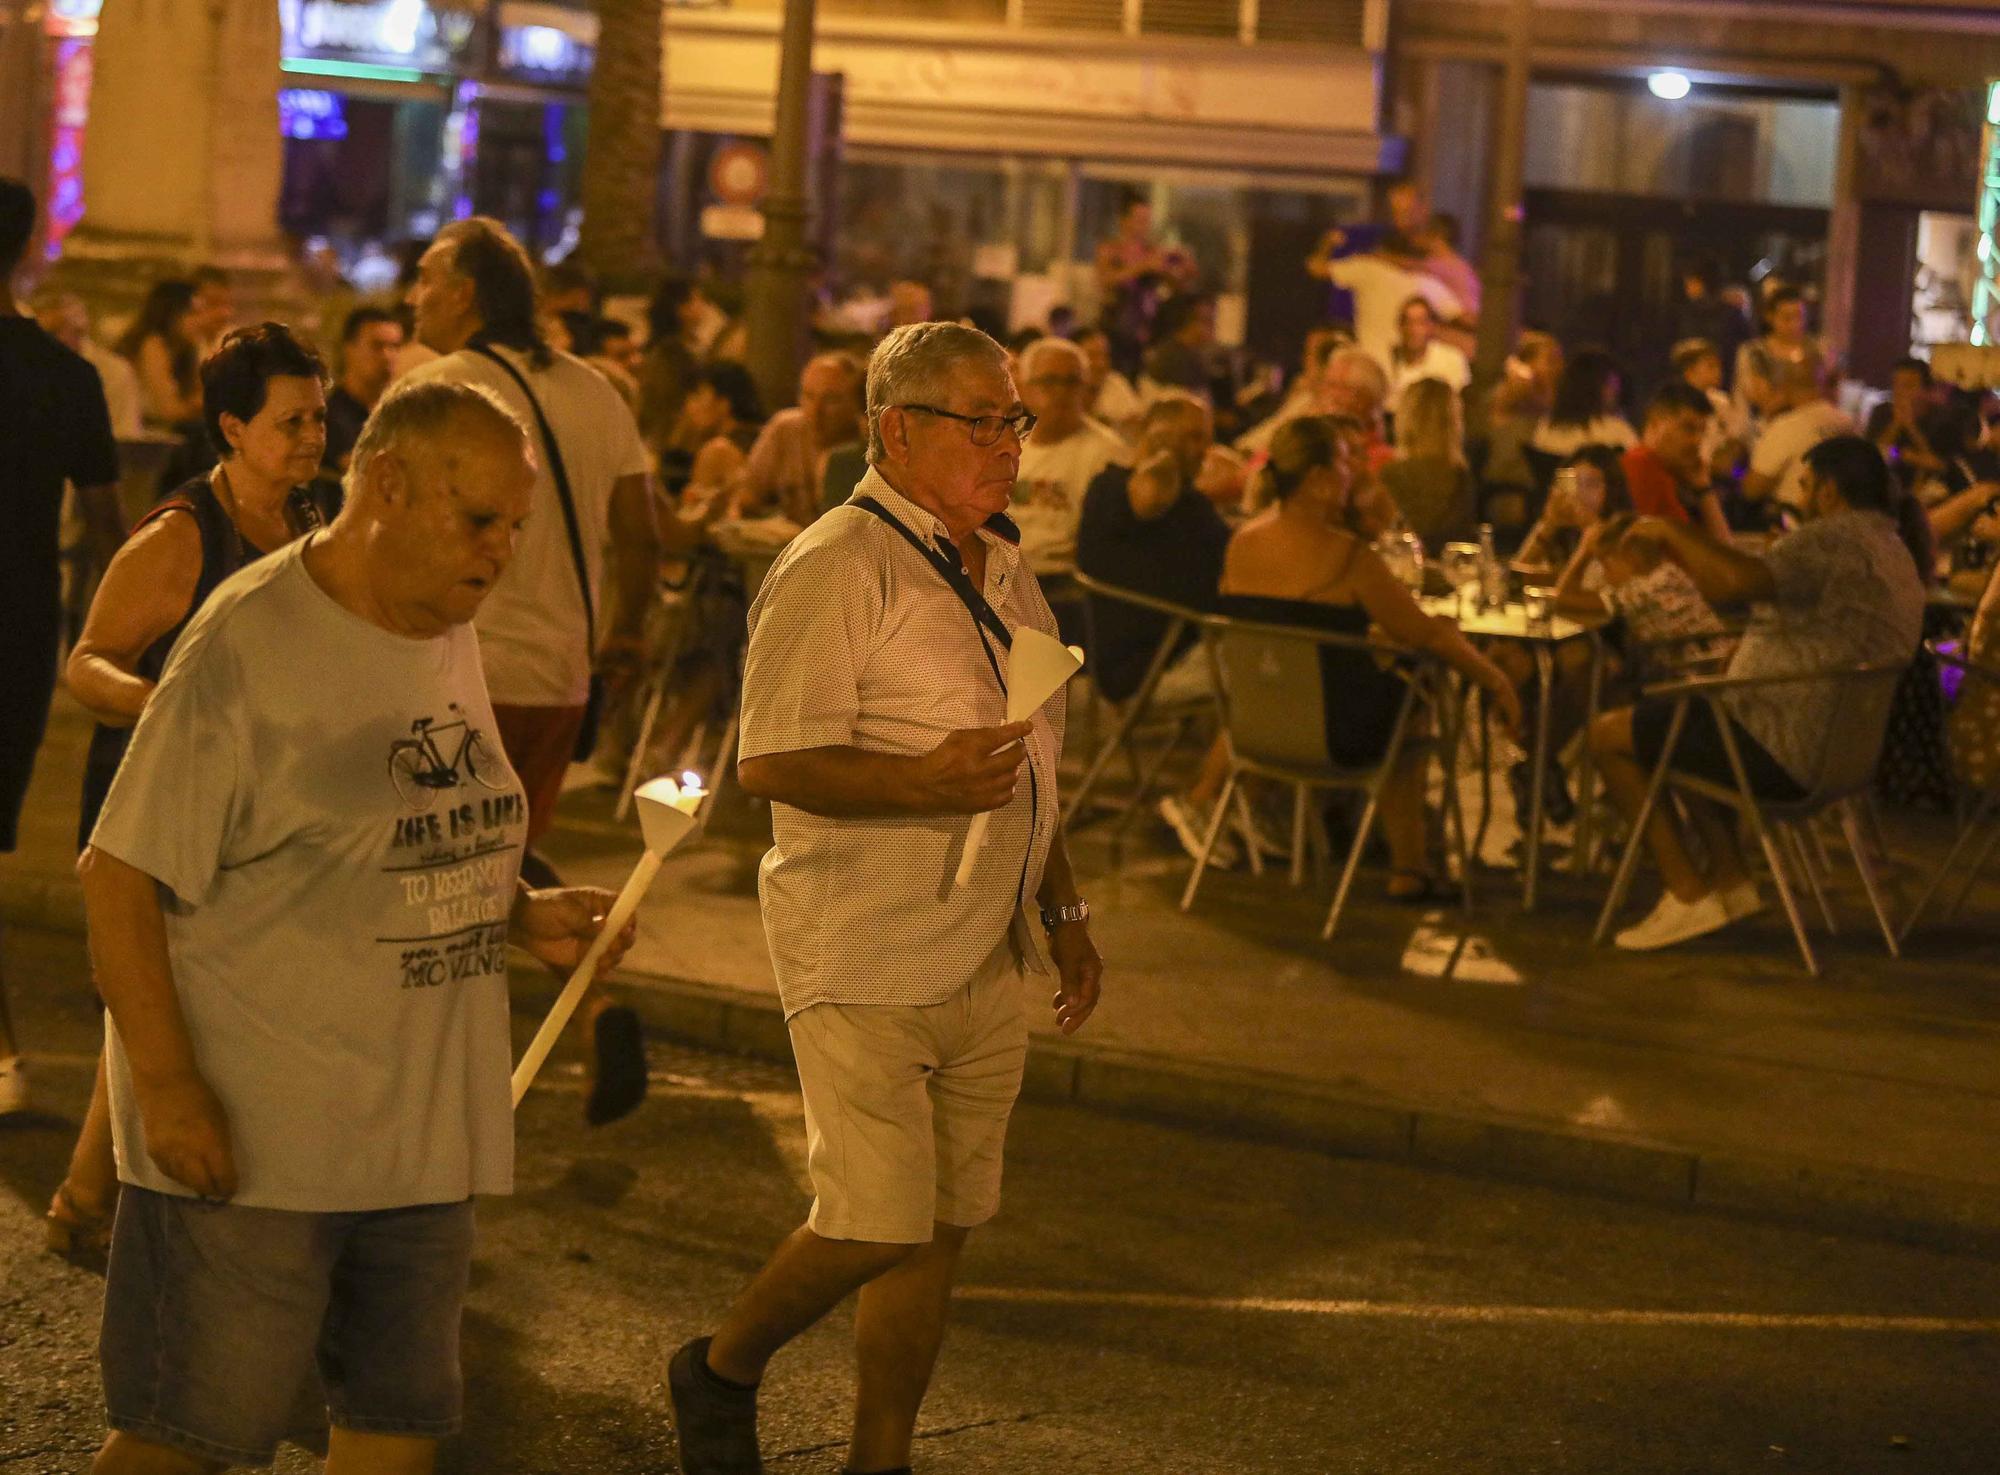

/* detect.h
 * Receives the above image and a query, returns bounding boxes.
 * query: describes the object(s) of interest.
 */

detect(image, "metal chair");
[1063,571,1217,837]
[1900,642,2000,941]
[1592,660,1909,975]
[1181,609,1467,940]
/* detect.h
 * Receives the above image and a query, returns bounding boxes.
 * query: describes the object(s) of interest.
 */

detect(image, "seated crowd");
[29,184,2000,967]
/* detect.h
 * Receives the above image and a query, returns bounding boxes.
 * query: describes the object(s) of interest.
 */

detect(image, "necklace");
[208,464,255,564]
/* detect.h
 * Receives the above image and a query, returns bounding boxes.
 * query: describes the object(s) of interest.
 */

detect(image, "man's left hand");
[1048,923,1103,1035]
[514,887,636,976]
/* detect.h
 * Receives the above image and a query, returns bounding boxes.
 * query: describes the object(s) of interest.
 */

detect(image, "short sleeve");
[738,531,881,762]
[1762,524,1837,609]
[66,359,120,488]
[88,630,243,906]
[606,384,650,479]
[1422,275,1465,322]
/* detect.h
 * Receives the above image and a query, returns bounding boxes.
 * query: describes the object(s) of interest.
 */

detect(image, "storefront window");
[1526,82,1838,209]
[280,92,449,262]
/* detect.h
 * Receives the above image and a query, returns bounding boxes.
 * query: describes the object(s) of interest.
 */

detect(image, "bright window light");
[1648,71,1692,101]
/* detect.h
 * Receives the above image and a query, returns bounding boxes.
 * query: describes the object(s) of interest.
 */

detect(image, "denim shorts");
[101,1187,475,1467]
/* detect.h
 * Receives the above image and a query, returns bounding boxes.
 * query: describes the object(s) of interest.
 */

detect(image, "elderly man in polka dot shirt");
[666,322,1104,1475]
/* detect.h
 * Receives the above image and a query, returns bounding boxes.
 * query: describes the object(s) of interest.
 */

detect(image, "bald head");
[347,380,530,507]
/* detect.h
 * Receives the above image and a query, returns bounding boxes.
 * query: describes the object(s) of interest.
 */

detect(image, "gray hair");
[865,321,1010,464]
[1017,335,1087,380]
[346,379,529,499]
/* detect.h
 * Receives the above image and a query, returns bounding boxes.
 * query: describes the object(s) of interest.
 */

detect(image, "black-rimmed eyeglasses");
[895,404,1038,447]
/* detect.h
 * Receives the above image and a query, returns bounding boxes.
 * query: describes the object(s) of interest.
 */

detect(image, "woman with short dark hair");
[44,322,329,1262]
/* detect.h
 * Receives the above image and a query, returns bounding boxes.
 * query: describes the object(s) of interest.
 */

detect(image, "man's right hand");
[914,722,1033,814]
[137,1071,237,1200]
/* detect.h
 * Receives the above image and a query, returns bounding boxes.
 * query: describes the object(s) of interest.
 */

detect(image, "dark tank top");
[75,476,332,849]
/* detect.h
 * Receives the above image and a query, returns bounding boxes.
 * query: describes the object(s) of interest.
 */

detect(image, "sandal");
[45,1181,116,1269]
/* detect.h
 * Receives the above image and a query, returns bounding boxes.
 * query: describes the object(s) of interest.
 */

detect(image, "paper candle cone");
[955,631,1085,888]
[511,775,704,1109]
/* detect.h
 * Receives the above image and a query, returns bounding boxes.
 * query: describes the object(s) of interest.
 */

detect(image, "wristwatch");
[1039,899,1090,931]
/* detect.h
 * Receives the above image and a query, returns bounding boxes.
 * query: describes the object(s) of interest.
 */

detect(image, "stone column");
[0,0,47,189]
[1819,84,1865,371]
[744,0,818,417]
[52,0,290,310]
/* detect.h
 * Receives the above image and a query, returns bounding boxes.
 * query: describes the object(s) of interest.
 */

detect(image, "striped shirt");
[739,468,1066,1018]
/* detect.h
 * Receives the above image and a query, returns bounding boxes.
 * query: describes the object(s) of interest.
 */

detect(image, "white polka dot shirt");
[739,469,1066,1018]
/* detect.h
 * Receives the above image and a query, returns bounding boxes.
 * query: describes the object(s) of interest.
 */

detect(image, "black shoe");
[668,1337,763,1475]
[1509,760,1576,826]
[586,1005,647,1126]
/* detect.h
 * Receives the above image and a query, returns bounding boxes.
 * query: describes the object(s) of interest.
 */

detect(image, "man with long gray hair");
[667,323,1105,1475]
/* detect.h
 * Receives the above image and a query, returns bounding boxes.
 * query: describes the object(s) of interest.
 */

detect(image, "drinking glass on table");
[1375,529,1425,594]
[1441,541,1482,620]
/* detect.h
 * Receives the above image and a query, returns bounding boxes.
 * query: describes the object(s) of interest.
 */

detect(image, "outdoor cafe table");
[1420,594,1609,910]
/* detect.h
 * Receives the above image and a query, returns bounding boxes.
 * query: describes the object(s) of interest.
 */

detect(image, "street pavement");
[3,926,1999,1475]
[7,692,2000,1245]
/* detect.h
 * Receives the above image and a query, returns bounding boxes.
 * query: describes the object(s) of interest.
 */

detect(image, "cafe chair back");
[1187,609,1467,941]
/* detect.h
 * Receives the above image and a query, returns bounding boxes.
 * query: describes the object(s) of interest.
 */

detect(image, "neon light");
[1979,83,2000,347]
[280,57,427,83]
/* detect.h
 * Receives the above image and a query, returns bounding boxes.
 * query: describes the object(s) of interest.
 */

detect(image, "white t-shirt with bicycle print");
[90,538,528,1212]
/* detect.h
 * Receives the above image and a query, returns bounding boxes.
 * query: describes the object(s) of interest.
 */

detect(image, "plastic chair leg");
[1322,784,1384,941]
[615,677,667,822]
[1290,784,1308,888]
[1840,799,1899,959]
[1900,789,2000,942]
[1786,824,1838,935]
[1750,820,1819,975]
[1179,771,1238,913]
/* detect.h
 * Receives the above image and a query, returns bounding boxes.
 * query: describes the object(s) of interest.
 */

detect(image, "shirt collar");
[851,466,1024,561]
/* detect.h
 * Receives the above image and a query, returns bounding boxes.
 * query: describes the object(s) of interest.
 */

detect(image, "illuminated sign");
[499,24,593,82]
[44,38,93,258]
[1975,81,2000,346]
[278,0,478,72]
[45,0,102,37]
[280,88,349,141]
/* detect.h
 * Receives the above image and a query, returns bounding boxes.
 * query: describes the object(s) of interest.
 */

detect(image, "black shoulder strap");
[854,494,1013,652]
[471,343,595,643]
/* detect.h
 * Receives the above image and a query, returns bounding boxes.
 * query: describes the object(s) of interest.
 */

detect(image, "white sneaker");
[0,1056,29,1116]
[1157,794,1240,869]
[1615,891,1734,951]
[1719,880,1764,921]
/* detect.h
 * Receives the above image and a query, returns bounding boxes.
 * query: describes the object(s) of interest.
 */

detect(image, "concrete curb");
[10,870,1997,1256]
[570,967,2000,1259]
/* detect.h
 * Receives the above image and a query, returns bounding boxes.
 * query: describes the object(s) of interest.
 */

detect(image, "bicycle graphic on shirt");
[388,705,510,811]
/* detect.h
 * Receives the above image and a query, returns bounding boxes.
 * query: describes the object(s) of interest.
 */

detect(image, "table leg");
[1525,643,1555,910]
[1571,634,1605,875]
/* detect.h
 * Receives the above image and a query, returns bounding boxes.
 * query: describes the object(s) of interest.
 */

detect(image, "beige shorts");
[787,946,1029,1244]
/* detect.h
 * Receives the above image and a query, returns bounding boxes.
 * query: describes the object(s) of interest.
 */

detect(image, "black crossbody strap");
[471,343,595,644]
[855,495,1013,654]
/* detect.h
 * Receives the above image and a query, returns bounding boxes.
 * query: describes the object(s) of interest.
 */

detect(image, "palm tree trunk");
[579,0,664,288]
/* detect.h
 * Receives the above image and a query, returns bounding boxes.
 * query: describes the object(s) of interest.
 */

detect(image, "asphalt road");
[1,924,1997,1475]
